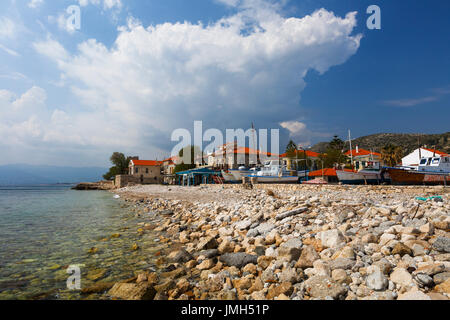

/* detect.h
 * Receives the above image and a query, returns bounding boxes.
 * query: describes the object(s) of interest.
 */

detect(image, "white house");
[402,148,449,167]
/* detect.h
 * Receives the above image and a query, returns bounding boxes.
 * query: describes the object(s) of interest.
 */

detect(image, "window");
[420,159,427,165]
[146,168,149,174]
[135,168,139,173]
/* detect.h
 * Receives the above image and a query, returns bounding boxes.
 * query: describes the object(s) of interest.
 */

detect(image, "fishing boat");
[221,170,239,183]
[336,168,382,184]
[247,160,299,183]
[336,161,389,184]
[386,155,450,185]
[229,166,257,181]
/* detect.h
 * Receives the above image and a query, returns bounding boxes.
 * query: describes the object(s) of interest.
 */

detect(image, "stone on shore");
[219,253,258,268]
[304,275,347,299]
[432,237,450,253]
[397,290,432,300]
[108,283,156,300]
[366,265,388,291]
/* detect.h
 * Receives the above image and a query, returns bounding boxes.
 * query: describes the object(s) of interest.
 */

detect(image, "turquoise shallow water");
[0,186,164,300]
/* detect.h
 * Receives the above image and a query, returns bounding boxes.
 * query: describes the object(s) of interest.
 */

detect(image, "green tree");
[103,152,131,180]
[381,144,404,167]
[321,135,346,168]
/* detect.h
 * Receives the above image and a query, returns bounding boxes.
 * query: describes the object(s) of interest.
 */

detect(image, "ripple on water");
[0,186,168,300]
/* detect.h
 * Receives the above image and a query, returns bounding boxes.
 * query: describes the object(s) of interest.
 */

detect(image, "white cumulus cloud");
[15,2,361,165]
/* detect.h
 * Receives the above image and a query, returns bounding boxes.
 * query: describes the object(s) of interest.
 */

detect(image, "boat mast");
[348,129,353,168]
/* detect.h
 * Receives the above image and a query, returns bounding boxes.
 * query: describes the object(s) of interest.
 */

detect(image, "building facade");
[345,147,382,171]
[128,159,162,184]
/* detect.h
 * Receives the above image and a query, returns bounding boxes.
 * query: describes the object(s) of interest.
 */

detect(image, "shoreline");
[96,184,449,300]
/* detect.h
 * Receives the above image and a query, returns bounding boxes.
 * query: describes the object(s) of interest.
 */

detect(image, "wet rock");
[219,253,258,268]
[81,282,115,294]
[168,249,193,263]
[87,269,108,281]
[108,283,156,300]
[304,275,347,299]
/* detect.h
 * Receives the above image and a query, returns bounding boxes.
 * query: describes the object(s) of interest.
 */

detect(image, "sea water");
[0,185,164,300]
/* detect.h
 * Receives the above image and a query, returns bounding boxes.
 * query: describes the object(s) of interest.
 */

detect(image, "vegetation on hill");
[310,132,450,155]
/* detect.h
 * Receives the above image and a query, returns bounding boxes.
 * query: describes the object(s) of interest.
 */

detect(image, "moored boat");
[247,160,299,184]
[221,170,239,183]
[336,169,382,184]
[386,155,450,185]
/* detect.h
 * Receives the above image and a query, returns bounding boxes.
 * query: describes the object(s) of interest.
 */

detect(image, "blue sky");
[0,0,449,166]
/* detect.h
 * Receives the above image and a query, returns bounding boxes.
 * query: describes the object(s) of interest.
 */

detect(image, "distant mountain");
[0,164,108,186]
[310,132,450,155]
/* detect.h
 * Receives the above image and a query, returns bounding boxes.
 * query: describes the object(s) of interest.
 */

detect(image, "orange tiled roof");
[345,148,381,157]
[131,160,161,166]
[422,148,449,156]
[308,168,353,177]
[161,156,179,164]
[214,147,276,157]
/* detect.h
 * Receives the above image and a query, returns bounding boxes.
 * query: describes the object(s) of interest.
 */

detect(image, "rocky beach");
[96,184,450,300]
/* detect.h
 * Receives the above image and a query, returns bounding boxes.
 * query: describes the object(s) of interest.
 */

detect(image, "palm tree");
[381,144,403,167]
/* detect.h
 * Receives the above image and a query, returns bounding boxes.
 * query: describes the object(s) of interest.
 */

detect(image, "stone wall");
[115,175,163,188]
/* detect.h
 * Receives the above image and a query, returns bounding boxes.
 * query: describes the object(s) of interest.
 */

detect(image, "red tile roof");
[214,147,276,157]
[131,160,161,166]
[345,148,381,157]
[308,168,353,177]
[161,156,179,164]
[422,148,449,156]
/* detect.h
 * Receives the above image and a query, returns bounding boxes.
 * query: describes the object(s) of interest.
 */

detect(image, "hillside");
[0,164,108,186]
[310,132,450,155]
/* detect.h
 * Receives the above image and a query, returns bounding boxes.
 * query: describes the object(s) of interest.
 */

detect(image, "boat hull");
[387,168,450,185]
[247,175,299,184]
[221,170,239,182]
[229,170,253,181]
[336,170,381,185]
